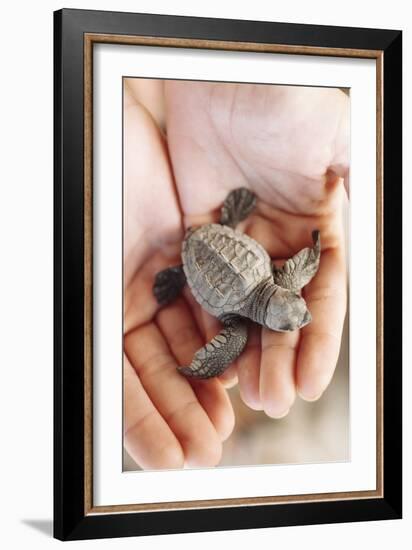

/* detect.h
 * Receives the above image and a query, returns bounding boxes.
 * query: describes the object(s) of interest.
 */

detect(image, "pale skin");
[124,80,349,470]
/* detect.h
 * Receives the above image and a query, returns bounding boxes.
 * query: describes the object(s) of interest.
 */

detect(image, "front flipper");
[220,187,256,228]
[153,265,186,306]
[178,316,248,379]
[272,230,321,292]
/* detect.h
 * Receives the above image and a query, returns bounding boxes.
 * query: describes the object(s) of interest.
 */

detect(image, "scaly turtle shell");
[182,223,272,318]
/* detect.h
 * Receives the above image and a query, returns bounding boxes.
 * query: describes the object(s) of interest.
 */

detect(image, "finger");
[182,286,209,339]
[259,328,299,418]
[124,356,184,469]
[297,247,347,401]
[218,363,238,388]
[237,324,262,410]
[183,283,238,388]
[125,323,222,467]
[156,296,205,364]
[190,380,235,441]
[183,273,237,387]
[156,297,235,441]
[200,309,239,388]
[125,78,165,129]
[123,93,182,284]
[124,251,180,334]
[200,308,222,345]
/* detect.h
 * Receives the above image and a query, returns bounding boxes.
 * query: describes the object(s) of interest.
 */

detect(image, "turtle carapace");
[153,188,320,379]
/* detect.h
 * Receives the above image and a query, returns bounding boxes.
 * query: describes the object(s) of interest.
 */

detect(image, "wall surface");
[0,1,409,548]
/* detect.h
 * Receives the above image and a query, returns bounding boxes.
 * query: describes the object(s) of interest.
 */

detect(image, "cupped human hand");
[123,84,235,470]
[164,81,349,418]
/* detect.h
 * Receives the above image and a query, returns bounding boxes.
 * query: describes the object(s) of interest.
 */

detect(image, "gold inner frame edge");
[83,33,384,515]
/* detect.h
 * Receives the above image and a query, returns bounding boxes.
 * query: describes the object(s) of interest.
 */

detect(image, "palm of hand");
[124,81,348,470]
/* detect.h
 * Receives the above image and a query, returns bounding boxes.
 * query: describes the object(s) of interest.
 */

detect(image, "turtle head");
[265,288,311,332]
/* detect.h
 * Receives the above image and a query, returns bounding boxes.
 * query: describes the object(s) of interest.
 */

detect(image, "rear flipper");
[220,187,256,228]
[153,265,186,306]
[272,230,321,292]
[178,316,248,379]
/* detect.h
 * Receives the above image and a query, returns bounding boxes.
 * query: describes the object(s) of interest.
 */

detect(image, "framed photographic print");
[54,8,402,541]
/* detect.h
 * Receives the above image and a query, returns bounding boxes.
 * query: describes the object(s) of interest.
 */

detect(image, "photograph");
[122,78,350,472]
[0,0,407,545]
[52,8,402,540]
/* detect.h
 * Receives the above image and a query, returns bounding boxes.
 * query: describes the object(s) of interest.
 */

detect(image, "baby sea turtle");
[153,188,320,379]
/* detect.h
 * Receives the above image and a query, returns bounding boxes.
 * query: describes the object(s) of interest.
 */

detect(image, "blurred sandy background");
[123,78,349,471]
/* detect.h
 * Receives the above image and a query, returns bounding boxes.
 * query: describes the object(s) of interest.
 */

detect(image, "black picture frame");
[54,8,402,541]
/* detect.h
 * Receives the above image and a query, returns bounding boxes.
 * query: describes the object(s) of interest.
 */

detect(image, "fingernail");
[220,375,238,389]
[297,388,324,402]
[271,409,290,420]
[248,400,263,411]
[240,390,262,411]
[266,407,290,419]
